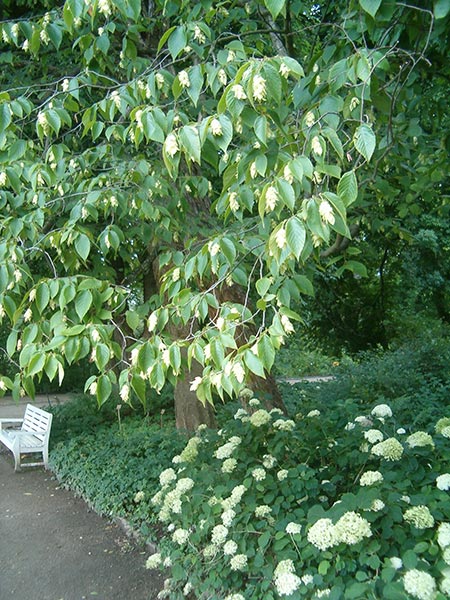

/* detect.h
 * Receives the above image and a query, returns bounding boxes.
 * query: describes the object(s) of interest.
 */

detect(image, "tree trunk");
[174,356,216,431]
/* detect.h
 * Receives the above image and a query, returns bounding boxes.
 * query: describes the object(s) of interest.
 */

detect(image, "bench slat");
[0,403,52,471]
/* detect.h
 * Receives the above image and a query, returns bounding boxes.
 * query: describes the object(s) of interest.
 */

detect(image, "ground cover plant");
[48,337,450,599]
[147,391,450,599]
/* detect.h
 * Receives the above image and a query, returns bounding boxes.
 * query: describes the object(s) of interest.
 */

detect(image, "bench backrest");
[21,404,53,442]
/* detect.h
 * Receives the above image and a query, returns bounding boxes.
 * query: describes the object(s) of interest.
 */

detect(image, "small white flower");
[311,136,323,156]
[319,200,335,225]
[164,133,179,157]
[232,84,247,100]
[252,75,266,102]
[210,118,223,136]
[218,68,227,86]
[189,377,202,392]
[193,25,205,44]
[23,308,33,322]
[281,314,295,334]
[279,62,290,78]
[305,111,315,127]
[178,70,190,88]
[265,185,278,212]
[275,228,287,249]
[120,384,130,402]
[89,381,97,395]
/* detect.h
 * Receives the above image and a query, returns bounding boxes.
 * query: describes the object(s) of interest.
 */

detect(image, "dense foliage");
[0,1,448,424]
[48,338,450,599]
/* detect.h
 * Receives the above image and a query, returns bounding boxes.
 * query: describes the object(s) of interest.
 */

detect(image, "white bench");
[0,404,53,471]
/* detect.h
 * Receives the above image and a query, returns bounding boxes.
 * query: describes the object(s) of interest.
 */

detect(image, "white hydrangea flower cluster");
[440,577,450,595]
[215,436,241,459]
[273,419,295,431]
[286,522,302,535]
[442,547,450,565]
[146,552,162,569]
[222,458,238,473]
[252,467,266,481]
[436,473,450,491]
[369,499,385,512]
[359,470,383,486]
[277,469,289,481]
[263,454,277,468]
[249,409,271,427]
[406,431,435,448]
[371,404,393,419]
[157,477,194,521]
[403,505,435,529]
[172,528,189,545]
[224,594,245,600]
[159,467,177,487]
[255,505,272,518]
[221,509,236,527]
[364,429,384,444]
[230,554,248,571]
[307,409,321,417]
[435,417,450,435]
[333,511,372,545]
[403,569,436,600]
[371,437,404,461]
[222,484,247,511]
[211,524,228,545]
[437,522,450,548]
[223,540,238,556]
[308,512,372,550]
[273,559,301,596]
[179,436,201,462]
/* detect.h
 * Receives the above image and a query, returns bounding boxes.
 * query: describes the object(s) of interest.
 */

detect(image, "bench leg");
[13,449,21,472]
[43,447,49,469]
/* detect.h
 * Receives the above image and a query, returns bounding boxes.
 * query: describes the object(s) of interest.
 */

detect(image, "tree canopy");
[0,0,448,423]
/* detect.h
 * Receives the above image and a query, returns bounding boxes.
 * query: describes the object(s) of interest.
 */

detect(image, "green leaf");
[353,124,376,162]
[36,283,50,313]
[126,310,140,331]
[0,103,11,134]
[286,217,306,259]
[28,352,46,377]
[359,0,382,18]
[179,125,201,164]
[97,374,112,406]
[244,350,266,377]
[220,237,236,265]
[95,343,110,371]
[338,171,358,206]
[75,233,91,261]
[75,290,93,320]
[131,375,146,404]
[434,0,450,18]
[264,0,285,20]
[168,26,187,60]
[258,335,276,371]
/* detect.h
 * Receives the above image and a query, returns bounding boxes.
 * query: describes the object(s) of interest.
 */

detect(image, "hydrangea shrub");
[147,394,450,599]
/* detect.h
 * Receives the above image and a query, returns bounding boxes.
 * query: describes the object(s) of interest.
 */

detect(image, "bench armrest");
[0,418,23,430]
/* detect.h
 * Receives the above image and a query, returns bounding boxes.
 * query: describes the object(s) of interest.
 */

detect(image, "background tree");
[0,0,448,429]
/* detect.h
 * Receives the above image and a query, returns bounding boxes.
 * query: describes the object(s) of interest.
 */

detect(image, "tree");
[0,0,448,428]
